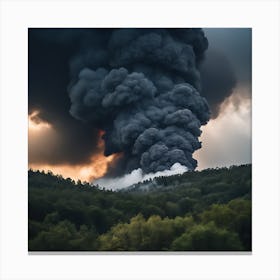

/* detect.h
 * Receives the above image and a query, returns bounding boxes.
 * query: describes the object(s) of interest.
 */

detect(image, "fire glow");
[28,111,51,131]
[29,153,115,182]
[28,115,115,182]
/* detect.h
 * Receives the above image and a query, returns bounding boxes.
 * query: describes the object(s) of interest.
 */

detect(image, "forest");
[28,164,251,251]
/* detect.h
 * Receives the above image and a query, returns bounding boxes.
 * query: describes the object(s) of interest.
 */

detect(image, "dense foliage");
[28,164,251,251]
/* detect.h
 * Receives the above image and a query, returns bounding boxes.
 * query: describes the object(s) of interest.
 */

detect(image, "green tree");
[228,199,251,250]
[29,220,98,251]
[165,201,180,218]
[200,199,251,250]
[98,214,195,251]
[171,222,243,251]
[29,220,79,251]
[178,197,195,214]
[200,204,235,228]
[141,204,165,218]
[87,206,108,233]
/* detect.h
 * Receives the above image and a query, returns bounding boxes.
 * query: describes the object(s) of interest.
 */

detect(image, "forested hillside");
[28,164,251,251]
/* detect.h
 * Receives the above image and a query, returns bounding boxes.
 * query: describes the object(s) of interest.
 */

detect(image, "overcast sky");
[195,28,251,170]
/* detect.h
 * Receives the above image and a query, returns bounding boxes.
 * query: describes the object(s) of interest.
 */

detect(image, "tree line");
[28,164,251,251]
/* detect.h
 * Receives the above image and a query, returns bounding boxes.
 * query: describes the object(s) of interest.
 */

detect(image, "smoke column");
[69,28,210,176]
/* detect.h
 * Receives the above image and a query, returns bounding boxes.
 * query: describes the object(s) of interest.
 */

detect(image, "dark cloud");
[29,28,251,175]
[68,29,210,174]
[199,49,237,118]
[199,28,252,117]
[28,29,102,165]
[204,28,252,84]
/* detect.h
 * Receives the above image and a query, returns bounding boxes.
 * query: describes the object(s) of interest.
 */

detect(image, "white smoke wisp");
[93,162,188,191]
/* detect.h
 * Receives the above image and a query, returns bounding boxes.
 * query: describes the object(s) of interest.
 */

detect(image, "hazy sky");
[28,28,251,181]
[195,28,251,170]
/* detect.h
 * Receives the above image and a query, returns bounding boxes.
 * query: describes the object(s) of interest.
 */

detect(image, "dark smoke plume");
[68,29,210,174]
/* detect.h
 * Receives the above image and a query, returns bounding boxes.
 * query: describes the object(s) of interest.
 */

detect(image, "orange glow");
[28,110,51,131]
[29,153,116,182]
[29,123,118,182]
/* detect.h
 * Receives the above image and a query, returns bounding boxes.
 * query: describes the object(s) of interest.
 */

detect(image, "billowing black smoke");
[68,29,210,174]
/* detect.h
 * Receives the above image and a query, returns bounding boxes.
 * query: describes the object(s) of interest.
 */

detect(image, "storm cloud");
[200,28,251,117]
[68,29,210,174]
[28,28,251,177]
[28,29,104,165]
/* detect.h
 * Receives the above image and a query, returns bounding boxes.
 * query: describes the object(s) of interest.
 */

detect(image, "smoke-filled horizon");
[28,28,251,181]
[68,28,210,175]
